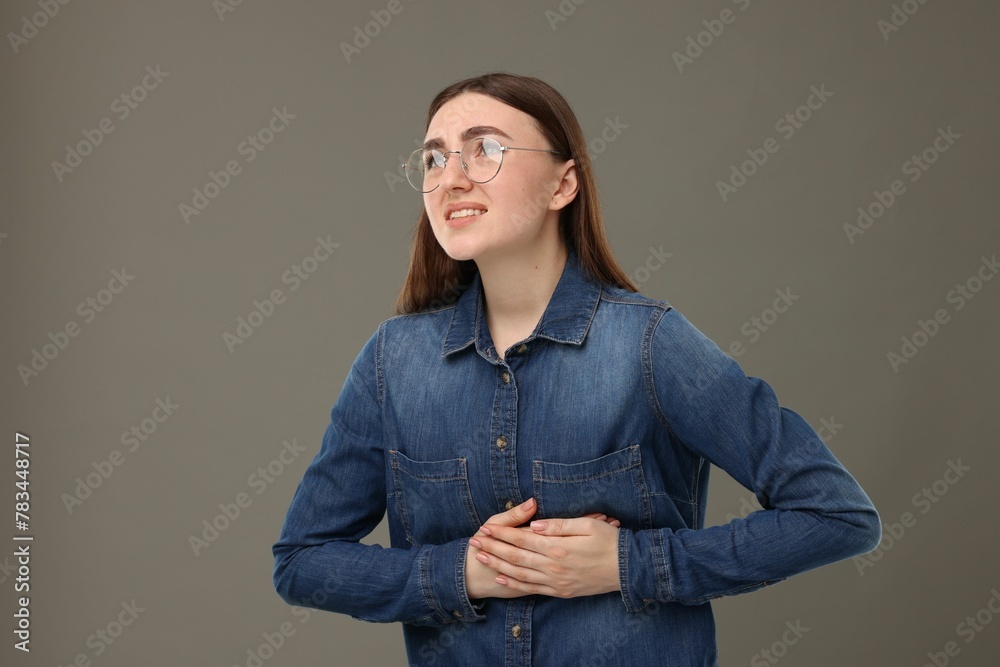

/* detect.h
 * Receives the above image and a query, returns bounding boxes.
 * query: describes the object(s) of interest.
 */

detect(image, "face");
[421,92,577,263]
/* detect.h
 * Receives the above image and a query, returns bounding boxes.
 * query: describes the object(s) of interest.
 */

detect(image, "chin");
[433,233,485,263]
[439,246,480,263]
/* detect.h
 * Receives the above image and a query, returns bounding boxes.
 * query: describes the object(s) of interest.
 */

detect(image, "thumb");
[485,498,537,528]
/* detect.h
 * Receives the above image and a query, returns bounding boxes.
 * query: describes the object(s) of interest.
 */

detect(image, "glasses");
[403,136,565,193]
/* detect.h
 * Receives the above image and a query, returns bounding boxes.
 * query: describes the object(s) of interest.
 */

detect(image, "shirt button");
[511,624,522,638]
[501,371,510,383]
[505,500,515,511]
[517,344,527,353]
[452,610,462,619]
[496,435,507,450]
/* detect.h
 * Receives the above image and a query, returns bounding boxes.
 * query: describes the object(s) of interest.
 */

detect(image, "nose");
[437,150,472,191]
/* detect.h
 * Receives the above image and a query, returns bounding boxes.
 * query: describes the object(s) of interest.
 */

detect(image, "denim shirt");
[272,246,881,666]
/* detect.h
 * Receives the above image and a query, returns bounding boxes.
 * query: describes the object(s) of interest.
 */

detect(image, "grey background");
[2,1,998,665]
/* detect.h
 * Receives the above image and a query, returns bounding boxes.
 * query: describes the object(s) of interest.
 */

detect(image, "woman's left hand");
[468,516,621,598]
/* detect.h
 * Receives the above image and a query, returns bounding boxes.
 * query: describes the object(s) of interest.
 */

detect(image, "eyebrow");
[423,125,513,151]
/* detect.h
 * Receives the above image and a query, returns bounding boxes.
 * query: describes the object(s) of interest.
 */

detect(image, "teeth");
[448,208,486,220]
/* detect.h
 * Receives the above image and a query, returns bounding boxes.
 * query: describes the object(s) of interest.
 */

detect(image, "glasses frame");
[402,136,566,193]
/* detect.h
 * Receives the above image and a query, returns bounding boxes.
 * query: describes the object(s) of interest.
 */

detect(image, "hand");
[464,498,620,600]
[470,512,621,599]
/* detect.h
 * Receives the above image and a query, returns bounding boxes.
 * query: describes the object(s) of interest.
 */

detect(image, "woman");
[272,72,881,666]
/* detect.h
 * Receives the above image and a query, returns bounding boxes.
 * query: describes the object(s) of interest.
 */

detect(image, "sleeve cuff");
[420,539,488,624]
[618,527,671,612]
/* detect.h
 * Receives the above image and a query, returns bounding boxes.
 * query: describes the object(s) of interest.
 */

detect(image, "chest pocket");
[532,444,653,531]
[389,450,483,546]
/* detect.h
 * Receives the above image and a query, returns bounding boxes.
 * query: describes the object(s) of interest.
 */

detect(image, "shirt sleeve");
[271,322,486,626]
[618,306,882,610]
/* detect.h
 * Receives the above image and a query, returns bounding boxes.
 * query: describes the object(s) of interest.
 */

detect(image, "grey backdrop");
[2,1,998,665]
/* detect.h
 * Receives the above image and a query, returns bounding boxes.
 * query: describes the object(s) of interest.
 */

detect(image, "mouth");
[444,203,489,222]
[447,208,487,221]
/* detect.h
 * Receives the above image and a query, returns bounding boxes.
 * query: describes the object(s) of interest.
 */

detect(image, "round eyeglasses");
[402,137,566,193]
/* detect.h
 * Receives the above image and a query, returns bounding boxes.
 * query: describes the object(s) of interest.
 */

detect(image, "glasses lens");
[462,138,503,183]
[405,148,443,192]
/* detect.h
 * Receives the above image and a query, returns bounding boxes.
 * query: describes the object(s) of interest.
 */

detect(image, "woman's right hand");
[464,498,620,600]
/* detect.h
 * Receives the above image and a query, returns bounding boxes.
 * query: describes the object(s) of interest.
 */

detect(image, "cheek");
[505,179,550,227]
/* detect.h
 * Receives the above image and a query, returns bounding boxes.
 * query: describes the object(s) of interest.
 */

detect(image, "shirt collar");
[442,246,603,358]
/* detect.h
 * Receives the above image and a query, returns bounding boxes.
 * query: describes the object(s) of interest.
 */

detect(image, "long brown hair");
[394,72,638,314]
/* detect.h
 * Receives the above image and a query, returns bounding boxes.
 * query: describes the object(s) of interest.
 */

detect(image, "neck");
[476,236,569,340]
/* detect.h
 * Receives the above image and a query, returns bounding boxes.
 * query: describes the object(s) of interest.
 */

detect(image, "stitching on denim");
[531,445,642,482]
[393,454,482,542]
[375,320,386,407]
[388,450,415,546]
[600,291,671,308]
[617,524,637,613]
[655,528,672,602]
[681,577,787,605]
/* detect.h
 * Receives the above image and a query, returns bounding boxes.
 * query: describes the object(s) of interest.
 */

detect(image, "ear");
[549,159,579,212]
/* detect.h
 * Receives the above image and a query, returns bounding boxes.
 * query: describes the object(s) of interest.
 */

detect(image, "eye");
[424,150,445,170]
[481,138,502,158]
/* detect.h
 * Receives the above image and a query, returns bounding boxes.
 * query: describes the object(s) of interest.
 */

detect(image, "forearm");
[618,498,878,609]
[273,537,485,626]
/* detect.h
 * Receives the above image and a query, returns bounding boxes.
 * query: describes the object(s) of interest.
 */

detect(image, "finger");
[473,545,546,585]
[482,498,537,532]
[580,512,619,525]
[529,517,599,536]
[478,524,549,555]
[494,575,557,597]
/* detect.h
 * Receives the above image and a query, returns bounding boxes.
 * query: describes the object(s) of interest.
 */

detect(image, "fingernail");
[530,521,547,530]
[522,498,535,508]
[476,553,489,564]
[495,577,508,585]
[480,526,492,536]
[596,514,607,521]
[469,538,482,548]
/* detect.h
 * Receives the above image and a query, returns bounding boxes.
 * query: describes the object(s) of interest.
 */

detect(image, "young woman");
[272,72,881,666]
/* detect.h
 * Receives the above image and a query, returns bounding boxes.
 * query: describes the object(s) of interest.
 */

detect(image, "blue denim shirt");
[272,246,881,666]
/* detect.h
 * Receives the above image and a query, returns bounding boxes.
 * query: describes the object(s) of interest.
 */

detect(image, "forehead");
[425,92,535,142]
